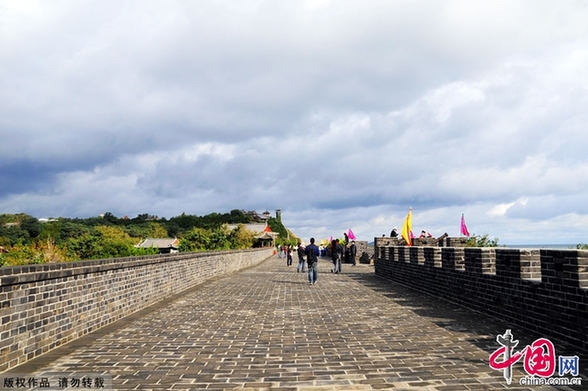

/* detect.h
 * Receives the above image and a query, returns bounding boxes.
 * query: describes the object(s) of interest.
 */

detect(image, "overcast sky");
[2,0,588,245]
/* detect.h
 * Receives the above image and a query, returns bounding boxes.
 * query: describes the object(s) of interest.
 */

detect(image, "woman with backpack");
[331,239,343,273]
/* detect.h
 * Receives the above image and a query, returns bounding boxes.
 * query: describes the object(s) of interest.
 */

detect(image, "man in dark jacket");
[350,241,357,266]
[305,238,319,285]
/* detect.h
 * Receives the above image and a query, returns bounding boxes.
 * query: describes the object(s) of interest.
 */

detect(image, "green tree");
[57,221,92,243]
[95,226,138,258]
[167,213,202,235]
[38,220,62,242]
[102,212,121,225]
[466,233,500,247]
[179,228,210,252]
[0,245,36,266]
[208,227,230,250]
[64,226,140,260]
[124,222,169,239]
[66,233,102,260]
[227,224,255,249]
[267,217,287,238]
[178,226,234,252]
[165,221,181,238]
[20,216,41,239]
[229,209,250,223]
[0,226,30,246]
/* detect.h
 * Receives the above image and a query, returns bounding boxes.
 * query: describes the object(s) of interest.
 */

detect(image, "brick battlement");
[373,237,588,353]
[0,248,273,372]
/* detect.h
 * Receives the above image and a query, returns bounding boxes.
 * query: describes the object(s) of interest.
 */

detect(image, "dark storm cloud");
[0,160,60,195]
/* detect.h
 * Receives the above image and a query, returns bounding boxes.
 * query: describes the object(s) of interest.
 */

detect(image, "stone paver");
[3,255,586,390]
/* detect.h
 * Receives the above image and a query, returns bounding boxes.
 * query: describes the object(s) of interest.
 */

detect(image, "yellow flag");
[401,208,412,246]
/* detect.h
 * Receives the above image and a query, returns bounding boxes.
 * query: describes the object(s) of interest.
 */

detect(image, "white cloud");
[488,202,517,218]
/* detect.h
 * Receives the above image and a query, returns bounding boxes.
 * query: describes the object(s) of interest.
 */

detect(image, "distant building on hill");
[135,238,179,254]
[226,223,278,247]
[38,218,58,223]
[245,209,281,223]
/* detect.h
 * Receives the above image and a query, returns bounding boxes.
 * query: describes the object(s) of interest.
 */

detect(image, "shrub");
[466,233,500,247]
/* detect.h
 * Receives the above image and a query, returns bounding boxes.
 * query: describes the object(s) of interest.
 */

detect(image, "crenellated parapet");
[374,241,588,353]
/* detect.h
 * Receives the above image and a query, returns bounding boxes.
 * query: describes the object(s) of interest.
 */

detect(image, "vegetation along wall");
[0,248,273,372]
[373,238,588,353]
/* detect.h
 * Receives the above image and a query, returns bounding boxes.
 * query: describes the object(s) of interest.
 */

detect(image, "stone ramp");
[3,255,585,390]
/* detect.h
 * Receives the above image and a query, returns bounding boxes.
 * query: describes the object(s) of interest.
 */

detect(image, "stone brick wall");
[0,248,273,372]
[373,238,588,353]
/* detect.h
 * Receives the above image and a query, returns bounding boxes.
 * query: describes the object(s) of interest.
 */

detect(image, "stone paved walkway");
[3,255,586,390]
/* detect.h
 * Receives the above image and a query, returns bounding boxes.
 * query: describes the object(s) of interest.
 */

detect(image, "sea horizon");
[503,243,580,250]
[366,242,584,249]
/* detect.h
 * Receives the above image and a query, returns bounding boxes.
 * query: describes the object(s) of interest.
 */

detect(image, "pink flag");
[460,214,470,237]
[347,228,356,240]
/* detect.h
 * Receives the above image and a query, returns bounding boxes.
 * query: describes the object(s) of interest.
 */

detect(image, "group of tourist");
[279,235,357,286]
[389,227,433,239]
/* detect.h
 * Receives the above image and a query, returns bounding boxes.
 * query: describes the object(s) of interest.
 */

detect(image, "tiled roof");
[136,238,179,249]
[226,223,269,233]
[226,223,278,239]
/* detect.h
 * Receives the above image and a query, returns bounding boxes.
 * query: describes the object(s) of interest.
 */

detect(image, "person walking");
[331,239,343,274]
[305,238,319,285]
[286,245,293,267]
[296,241,306,273]
[329,239,336,273]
